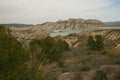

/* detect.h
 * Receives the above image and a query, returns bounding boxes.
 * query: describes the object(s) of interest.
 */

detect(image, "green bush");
[87,35,95,50]
[30,36,69,63]
[87,35,104,51]
[0,26,28,80]
[95,35,104,50]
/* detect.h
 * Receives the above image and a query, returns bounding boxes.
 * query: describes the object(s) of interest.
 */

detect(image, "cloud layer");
[0,0,118,24]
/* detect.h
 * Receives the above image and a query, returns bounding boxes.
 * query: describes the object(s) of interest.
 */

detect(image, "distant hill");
[104,21,120,26]
[37,18,106,30]
[0,24,33,27]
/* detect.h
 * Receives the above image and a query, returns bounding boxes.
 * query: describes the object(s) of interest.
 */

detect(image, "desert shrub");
[92,70,107,80]
[56,39,69,52]
[0,26,28,80]
[87,35,104,51]
[30,36,69,63]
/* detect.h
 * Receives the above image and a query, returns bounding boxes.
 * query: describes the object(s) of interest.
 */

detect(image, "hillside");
[79,29,120,41]
[45,29,120,80]
[9,18,107,42]
[54,29,120,48]
[1,19,120,80]
[37,18,106,30]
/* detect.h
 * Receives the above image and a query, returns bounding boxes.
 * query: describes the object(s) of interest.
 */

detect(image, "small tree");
[87,35,104,51]
[95,35,104,50]
[0,25,28,80]
[87,36,96,50]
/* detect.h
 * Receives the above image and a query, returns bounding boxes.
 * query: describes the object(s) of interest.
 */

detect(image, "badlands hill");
[37,18,106,30]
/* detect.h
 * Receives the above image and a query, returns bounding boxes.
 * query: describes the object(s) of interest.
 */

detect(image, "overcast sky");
[0,0,120,24]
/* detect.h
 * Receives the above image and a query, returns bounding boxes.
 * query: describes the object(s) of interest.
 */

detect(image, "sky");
[0,0,120,24]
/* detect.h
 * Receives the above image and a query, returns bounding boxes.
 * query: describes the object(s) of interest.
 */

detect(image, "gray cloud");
[0,0,117,24]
